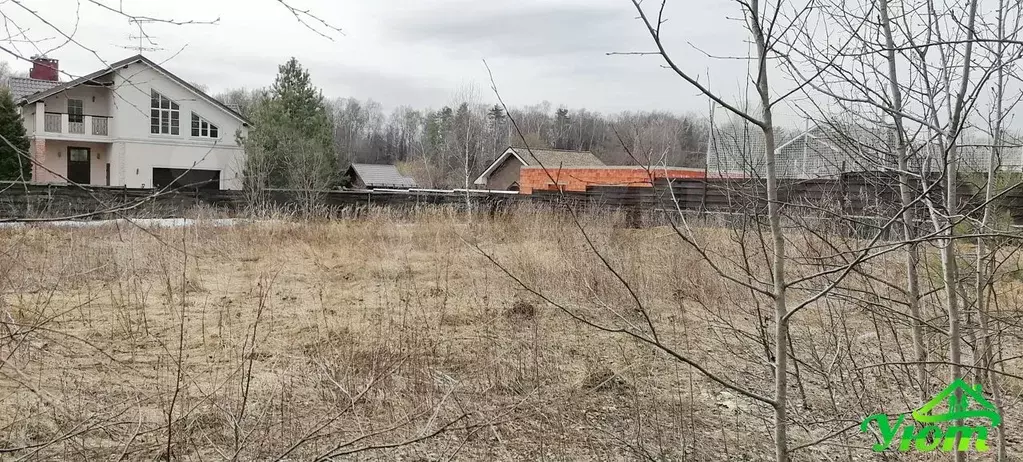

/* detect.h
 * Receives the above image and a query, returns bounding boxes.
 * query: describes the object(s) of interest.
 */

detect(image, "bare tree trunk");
[943,2,980,460]
[945,0,979,377]
[748,2,788,459]
[464,117,472,216]
[878,0,928,403]
[976,1,1010,458]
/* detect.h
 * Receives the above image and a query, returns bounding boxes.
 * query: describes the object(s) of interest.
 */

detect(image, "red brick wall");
[517,167,708,194]
[29,138,52,182]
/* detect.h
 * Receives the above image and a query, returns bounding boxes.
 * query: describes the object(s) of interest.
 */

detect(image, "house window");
[69,148,89,162]
[190,113,219,138]
[150,90,180,135]
[68,99,83,124]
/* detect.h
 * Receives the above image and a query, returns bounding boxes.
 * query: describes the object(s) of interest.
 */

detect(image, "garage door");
[152,168,221,191]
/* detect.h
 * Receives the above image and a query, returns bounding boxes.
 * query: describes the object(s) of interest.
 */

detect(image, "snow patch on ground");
[0,218,245,229]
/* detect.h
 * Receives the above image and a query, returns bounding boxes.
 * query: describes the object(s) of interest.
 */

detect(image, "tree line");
[214,66,712,189]
[0,56,771,188]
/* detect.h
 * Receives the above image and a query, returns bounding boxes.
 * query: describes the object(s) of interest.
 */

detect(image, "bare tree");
[448,84,487,212]
[777,0,1023,458]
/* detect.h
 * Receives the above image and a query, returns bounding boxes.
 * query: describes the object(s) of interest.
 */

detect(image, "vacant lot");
[1,208,1021,460]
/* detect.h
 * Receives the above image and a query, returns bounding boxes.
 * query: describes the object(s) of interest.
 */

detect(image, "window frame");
[190,112,220,139]
[150,90,180,135]
[67,99,84,124]
[68,147,89,162]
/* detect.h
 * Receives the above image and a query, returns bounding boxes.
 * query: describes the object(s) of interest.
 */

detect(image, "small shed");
[344,163,417,189]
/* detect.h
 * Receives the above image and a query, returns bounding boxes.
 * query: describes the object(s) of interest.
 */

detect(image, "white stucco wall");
[109,62,247,145]
[116,141,244,190]
[39,84,113,117]
[104,62,248,190]
[23,105,35,134]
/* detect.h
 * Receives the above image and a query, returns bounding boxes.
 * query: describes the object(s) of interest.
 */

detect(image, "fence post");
[839,172,848,216]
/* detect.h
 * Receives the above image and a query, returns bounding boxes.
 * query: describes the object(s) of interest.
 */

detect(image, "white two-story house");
[11,55,250,190]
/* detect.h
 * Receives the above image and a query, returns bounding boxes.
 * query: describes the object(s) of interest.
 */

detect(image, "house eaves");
[18,54,251,126]
[474,147,527,185]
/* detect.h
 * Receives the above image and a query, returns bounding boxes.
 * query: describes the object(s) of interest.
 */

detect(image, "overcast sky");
[0,0,778,118]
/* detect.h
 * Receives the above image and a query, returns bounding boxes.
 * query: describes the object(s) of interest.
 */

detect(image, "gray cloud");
[310,62,450,109]
[174,53,449,110]
[391,5,648,60]
[0,0,779,119]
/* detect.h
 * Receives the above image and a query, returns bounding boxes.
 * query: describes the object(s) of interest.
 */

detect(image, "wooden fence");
[2,175,1023,226]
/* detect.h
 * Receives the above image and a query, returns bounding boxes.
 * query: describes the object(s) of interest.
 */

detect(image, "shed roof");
[512,147,604,167]
[9,77,60,101]
[347,163,417,188]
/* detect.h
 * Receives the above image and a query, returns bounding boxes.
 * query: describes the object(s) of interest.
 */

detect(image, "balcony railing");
[42,112,111,137]
[44,113,60,133]
[92,116,108,136]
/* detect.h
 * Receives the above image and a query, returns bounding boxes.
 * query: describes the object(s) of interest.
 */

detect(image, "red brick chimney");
[29,56,59,81]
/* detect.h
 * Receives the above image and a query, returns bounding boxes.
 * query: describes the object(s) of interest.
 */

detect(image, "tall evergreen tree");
[487,104,508,155]
[270,58,333,146]
[487,104,505,126]
[243,58,334,190]
[553,107,571,149]
[424,111,444,153]
[438,106,454,127]
[0,87,29,181]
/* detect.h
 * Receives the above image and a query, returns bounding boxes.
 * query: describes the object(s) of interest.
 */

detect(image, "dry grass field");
[1,207,1022,460]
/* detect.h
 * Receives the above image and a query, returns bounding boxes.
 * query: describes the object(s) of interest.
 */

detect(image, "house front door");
[67,147,90,184]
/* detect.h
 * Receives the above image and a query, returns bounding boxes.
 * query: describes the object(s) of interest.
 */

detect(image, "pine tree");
[438,106,453,127]
[0,87,29,181]
[487,104,505,126]
[270,58,333,146]
[553,107,571,149]
[424,111,443,153]
[243,58,335,190]
[487,105,507,155]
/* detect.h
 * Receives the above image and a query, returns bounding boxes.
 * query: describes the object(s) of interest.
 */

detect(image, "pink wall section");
[31,139,111,185]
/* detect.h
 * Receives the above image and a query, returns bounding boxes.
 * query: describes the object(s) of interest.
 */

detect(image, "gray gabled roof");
[9,77,60,101]
[346,163,417,188]
[16,54,250,125]
[513,147,604,167]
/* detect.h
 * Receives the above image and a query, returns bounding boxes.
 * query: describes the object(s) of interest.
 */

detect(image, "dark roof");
[347,164,417,188]
[9,77,59,100]
[16,54,250,125]
[510,147,605,167]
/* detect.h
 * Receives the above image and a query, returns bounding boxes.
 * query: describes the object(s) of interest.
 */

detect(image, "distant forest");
[213,87,714,188]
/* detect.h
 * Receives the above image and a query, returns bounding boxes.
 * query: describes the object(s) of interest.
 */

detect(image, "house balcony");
[39,112,112,142]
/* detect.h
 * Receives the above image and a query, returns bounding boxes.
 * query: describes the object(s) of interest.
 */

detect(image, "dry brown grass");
[1,207,1021,460]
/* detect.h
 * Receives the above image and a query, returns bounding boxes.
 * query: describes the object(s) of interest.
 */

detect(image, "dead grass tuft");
[581,365,630,393]
[505,299,537,320]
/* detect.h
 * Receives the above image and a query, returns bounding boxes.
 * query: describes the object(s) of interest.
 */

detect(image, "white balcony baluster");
[44,113,61,133]
[91,116,108,136]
